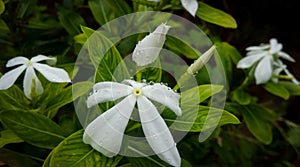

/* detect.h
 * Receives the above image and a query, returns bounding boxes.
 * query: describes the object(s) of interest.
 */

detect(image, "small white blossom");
[147,0,198,17]
[132,23,170,66]
[84,80,181,167]
[181,0,198,17]
[237,38,295,84]
[0,55,71,99]
[273,60,299,85]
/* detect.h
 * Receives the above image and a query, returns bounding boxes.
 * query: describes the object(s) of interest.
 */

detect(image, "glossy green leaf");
[165,36,199,59]
[232,88,252,105]
[181,84,224,105]
[241,105,273,144]
[279,81,300,96]
[58,8,86,35]
[0,149,40,167]
[44,129,122,167]
[0,110,69,149]
[0,85,29,111]
[88,0,131,26]
[263,82,290,100]
[0,0,4,15]
[167,106,240,132]
[86,32,129,82]
[196,2,237,28]
[0,130,23,148]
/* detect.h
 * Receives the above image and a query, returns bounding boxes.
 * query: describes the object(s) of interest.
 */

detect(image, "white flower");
[147,0,198,17]
[0,55,71,99]
[181,0,198,17]
[132,23,170,66]
[237,38,295,84]
[273,60,299,85]
[83,80,182,167]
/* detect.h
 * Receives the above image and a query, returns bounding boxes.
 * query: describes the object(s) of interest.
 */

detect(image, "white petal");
[83,95,136,157]
[283,69,300,85]
[0,65,26,90]
[31,54,55,63]
[277,51,295,62]
[137,96,181,167]
[6,57,28,67]
[181,0,198,17]
[132,23,170,66]
[269,38,282,54]
[33,63,71,83]
[122,79,146,88]
[237,53,265,69]
[23,66,43,99]
[142,83,181,116]
[246,44,269,51]
[255,56,273,84]
[87,82,133,108]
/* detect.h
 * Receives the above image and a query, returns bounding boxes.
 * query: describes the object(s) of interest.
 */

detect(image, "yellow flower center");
[133,88,142,97]
[26,61,33,66]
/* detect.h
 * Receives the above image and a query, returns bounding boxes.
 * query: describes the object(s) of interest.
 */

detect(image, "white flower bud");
[132,23,171,66]
[187,45,216,74]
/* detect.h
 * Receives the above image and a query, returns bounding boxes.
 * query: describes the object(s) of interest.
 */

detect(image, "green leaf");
[196,2,237,28]
[241,105,273,144]
[86,32,129,82]
[0,130,23,148]
[45,81,93,118]
[181,84,224,105]
[0,19,9,34]
[279,81,300,96]
[167,106,240,132]
[88,0,131,26]
[140,59,162,83]
[44,129,122,167]
[0,110,69,149]
[0,0,4,15]
[0,85,29,111]
[81,25,95,38]
[58,8,86,35]
[263,82,290,100]
[165,36,199,59]
[232,88,252,105]
[0,149,40,167]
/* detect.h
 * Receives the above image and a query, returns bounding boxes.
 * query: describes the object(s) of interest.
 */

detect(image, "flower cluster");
[237,38,299,85]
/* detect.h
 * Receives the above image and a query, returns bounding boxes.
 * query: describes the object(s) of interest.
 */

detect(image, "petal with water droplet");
[137,96,181,167]
[87,82,133,108]
[33,63,71,83]
[83,95,136,157]
[142,83,181,116]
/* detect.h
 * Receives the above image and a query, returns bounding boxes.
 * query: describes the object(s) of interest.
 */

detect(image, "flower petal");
[30,54,55,63]
[122,79,146,88]
[283,68,300,85]
[142,83,181,116]
[87,82,133,108]
[269,38,282,54]
[255,56,273,84]
[181,0,198,17]
[246,44,269,51]
[132,23,170,66]
[277,51,295,62]
[33,63,71,83]
[0,65,26,90]
[137,96,181,167]
[6,57,28,67]
[83,95,136,157]
[23,66,43,99]
[237,52,265,69]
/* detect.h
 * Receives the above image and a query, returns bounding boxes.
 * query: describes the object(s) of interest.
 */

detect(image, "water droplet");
[142,79,146,83]
[153,135,158,139]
